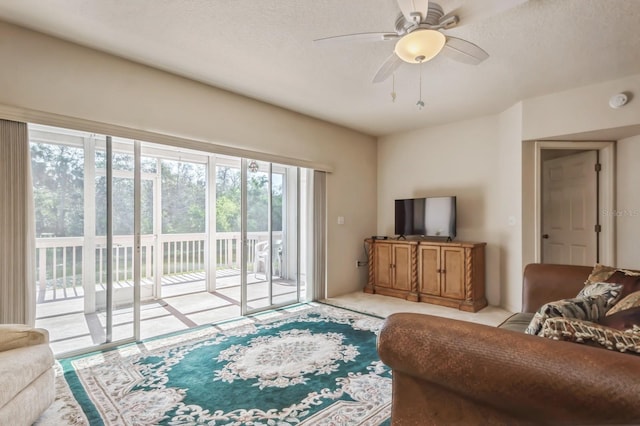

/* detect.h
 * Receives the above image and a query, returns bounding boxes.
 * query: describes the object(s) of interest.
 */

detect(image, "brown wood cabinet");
[364,240,418,301]
[417,241,486,312]
[364,239,486,312]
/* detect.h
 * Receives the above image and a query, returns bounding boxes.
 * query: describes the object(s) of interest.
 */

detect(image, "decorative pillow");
[600,306,640,330]
[585,264,640,298]
[540,317,640,354]
[605,271,640,299]
[525,298,598,335]
[577,281,623,306]
[525,282,623,336]
[607,291,640,316]
[584,264,618,285]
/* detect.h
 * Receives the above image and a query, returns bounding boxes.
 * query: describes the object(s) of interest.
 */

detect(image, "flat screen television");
[395,196,456,239]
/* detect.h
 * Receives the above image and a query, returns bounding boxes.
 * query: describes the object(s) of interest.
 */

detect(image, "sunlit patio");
[36,269,304,355]
[35,230,305,355]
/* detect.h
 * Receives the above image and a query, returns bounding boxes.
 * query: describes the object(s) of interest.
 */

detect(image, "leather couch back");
[522,263,593,312]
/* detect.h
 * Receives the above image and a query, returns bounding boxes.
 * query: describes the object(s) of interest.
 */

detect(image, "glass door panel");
[243,159,271,313]
[271,165,299,306]
[31,124,141,355]
[159,158,207,298]
[242,160,300,314]
[95,137,137,344]
[30,125,103,354]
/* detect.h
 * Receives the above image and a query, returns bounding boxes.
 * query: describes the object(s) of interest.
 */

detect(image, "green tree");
[215,166,283,233]
[216,166,241,232]
[30,143,84,237]
[161,160,206,234]
[95,152,154,236]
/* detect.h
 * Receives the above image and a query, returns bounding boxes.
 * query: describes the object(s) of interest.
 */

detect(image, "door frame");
[534,141,615,265]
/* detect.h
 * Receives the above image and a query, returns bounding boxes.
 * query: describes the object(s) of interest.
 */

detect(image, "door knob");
[542,234,549,239]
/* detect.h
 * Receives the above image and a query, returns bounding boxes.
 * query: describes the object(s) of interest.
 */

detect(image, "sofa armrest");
[522,263,593,312]
[0,324,49,352]
[378,313,640,425]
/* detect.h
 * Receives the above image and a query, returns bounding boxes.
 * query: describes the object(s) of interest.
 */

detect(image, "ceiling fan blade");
[372,53,403,84]
[314,32,398,45]
[441,0,528,28]
[441,36,489,65]
[396,0,429,24]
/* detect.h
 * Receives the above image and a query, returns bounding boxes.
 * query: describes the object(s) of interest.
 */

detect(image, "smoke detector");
[609,93,629,109]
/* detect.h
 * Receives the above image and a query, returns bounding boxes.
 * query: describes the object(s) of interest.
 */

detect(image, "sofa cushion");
[600,306,640,330]
[540,317,640,354]
[498,313,535,333]
[524,282,622,335]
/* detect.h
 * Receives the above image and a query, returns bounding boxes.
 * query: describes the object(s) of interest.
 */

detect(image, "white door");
[542,150,598,265]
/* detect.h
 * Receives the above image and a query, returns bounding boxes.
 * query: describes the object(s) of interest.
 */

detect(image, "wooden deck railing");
[35,231,281,298]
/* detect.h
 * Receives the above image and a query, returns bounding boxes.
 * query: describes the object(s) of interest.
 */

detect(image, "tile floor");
[38,273,513,355]
[323,291,513,327]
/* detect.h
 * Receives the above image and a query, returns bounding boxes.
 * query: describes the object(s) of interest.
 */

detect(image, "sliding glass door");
[241,159,300,314]
[94,136,140,345]
[32,123,309,354]
[31,125,141,355]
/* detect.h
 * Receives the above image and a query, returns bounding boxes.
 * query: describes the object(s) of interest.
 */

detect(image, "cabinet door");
[441,247,465,299]
[392,244,412,291]
[375,243,392,288]
[418,246,440,295]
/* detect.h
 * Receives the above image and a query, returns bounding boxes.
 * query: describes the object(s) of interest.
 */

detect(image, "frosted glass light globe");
[395,29,446,63]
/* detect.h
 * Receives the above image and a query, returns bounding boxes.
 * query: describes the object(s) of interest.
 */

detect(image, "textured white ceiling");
[1,0,639,136]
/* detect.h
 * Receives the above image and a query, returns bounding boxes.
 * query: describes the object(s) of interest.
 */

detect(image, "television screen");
[424,196,456,238]
[394,198,426,237]
[394,196,456,239]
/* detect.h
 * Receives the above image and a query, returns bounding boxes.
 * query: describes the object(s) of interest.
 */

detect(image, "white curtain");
[312,171,327,301]
[0,120,36,326]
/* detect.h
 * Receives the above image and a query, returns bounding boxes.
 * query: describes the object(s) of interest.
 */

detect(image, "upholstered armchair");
[0,325,55,425]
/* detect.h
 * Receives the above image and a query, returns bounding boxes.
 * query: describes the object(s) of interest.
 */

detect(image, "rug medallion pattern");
[42,303,391,425]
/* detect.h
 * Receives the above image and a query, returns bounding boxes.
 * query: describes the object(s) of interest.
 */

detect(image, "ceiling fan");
[314,0,528,83]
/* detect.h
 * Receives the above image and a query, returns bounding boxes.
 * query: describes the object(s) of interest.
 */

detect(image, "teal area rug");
[39,303,391,425]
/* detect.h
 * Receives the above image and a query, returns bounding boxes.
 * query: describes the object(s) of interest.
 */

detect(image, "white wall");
[616,134,640,269]
[497,103,523,312]
[377,115,505,306]
[0,21,377,297]
[380,73,640,312]
[521,73,640,269]
[522,74,640,141]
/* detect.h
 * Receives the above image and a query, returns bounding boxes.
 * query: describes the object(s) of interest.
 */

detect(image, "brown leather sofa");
[377,263,640,425]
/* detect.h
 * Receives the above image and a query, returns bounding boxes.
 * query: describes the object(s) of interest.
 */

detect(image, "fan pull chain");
[391,73,397,103]
[416,61,425,110]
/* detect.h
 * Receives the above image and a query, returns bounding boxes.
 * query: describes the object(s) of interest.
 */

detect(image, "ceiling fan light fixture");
[394,29,446,64]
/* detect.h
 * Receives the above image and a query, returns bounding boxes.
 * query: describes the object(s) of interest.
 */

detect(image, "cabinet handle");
[441,269,446,274]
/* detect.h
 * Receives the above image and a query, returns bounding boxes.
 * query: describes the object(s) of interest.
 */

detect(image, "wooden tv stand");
[363,238,487,312]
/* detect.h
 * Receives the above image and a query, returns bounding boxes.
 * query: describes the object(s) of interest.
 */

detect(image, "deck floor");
[36,270,305,355]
